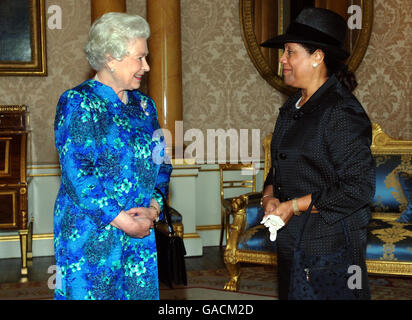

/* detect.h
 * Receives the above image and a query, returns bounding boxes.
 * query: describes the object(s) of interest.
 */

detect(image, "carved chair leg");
[224,260,240,292]
[223,195,248,292]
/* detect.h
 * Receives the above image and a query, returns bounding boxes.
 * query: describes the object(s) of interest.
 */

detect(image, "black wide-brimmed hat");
[261,7,349,60]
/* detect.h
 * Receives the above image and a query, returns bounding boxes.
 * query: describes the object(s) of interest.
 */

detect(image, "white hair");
[84,12,150,71]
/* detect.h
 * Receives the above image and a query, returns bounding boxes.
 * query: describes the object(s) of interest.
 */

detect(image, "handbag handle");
[294,198,316,249]
[154,187,176,235]
[295,194,351,249]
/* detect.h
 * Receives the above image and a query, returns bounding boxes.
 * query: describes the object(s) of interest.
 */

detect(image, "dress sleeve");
[152,142,172,213]
[148,97,173,213]
[54,90,123,228]
[263,167,274,190]
[152,162,172,213]
[313,102,376,225]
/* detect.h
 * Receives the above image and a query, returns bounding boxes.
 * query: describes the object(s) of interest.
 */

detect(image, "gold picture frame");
[0,0,47,76]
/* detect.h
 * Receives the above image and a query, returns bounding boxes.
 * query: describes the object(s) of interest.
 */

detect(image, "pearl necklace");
[94,74,128,104]
[93,74,148,116]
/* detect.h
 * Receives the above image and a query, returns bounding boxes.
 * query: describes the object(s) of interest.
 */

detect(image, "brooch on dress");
[141,99,149,116]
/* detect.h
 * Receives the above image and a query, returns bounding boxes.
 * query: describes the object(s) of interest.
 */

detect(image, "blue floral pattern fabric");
[53,79,172,300]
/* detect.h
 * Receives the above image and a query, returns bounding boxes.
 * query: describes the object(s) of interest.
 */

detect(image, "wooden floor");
[0,246,227,284]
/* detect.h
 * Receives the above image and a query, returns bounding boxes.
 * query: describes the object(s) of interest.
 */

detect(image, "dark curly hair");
[300,43,358,92]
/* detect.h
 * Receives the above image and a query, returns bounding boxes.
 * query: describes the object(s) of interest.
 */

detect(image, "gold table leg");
[18,229,28,277]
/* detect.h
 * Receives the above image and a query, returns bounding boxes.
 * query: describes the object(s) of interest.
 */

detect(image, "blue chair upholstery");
[367,219,412,262]
[366,147,412,274]
[237,203,276,252]
[370,154,410,214]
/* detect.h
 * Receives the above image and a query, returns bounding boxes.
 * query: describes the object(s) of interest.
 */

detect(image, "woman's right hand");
[261,185,280,215]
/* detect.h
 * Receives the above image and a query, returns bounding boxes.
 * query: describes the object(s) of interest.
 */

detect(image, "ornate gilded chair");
[366,123,412,275]
[224,124,412,292]
[219,163,256,248]
[169,207,184,239]
[223,135,273,291]
[167,192,184,239]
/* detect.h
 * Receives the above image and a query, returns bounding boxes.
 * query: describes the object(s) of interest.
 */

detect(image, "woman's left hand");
[264,200,295,225]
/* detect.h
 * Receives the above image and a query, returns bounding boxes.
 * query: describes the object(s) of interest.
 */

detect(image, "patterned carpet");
[1,266,411,300]
[161,266,412,300]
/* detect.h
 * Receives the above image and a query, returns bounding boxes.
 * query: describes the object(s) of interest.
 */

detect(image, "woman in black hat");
[260,7,375,300]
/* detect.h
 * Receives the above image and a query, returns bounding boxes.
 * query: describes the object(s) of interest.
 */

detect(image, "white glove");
[260,215,285,241]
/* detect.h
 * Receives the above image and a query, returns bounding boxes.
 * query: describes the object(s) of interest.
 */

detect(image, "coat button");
[279,153,287,160]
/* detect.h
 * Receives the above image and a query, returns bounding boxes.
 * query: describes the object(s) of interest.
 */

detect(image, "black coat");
[264,75,376,240]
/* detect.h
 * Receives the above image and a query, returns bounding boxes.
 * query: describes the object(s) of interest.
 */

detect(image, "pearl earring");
[312,63,318,68]
[110,68,114,73]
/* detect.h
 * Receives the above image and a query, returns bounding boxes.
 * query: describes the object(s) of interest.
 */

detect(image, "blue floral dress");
[53,79,172,300]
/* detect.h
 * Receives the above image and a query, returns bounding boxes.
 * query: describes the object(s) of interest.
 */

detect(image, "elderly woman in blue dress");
[53,12,172,300]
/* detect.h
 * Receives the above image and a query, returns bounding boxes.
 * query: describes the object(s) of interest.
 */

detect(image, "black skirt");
[275,226,370,300]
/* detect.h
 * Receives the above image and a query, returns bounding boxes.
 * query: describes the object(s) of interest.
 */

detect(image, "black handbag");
[154,188,187,288]
[288,199,357,300]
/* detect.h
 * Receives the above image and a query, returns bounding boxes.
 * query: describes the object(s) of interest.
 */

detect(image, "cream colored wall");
[354,0,412,140]
[0,0,409,165]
